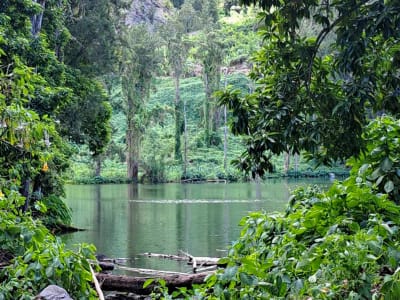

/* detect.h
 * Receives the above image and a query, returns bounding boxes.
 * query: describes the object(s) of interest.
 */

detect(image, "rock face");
[35,285,73,300]
[125,0,169,27]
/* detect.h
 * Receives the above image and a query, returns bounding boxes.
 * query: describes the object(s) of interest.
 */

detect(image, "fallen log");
[187,257,221,267]
[115,265,188,276]
[141,251,224,268]
[98,261,115,271]
[195,265,218,273]
[96,271,214,295]
[141,252,187,261]
[179,250,197,273]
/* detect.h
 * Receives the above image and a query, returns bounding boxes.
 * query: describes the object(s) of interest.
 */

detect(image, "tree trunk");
[183,97,188,178]
[204,73,211,147]
[125,80,144,183]
[31,0,46,37]
[174,74,183,161]
[21,179,31,213]
[223,68,228,173]
[126,127,140,182]
[96,271,213,294]
[284,151,291,175]
[94,156,102,177]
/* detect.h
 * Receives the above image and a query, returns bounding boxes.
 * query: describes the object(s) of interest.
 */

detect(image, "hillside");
[67,3,347,184]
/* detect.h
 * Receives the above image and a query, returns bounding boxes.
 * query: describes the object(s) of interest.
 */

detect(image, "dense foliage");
[219,0,400,176]
[154,116,400,299]
[0,193,97,299]
[0,1,111,297]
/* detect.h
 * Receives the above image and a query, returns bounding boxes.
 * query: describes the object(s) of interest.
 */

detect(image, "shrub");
[0,191,97,299]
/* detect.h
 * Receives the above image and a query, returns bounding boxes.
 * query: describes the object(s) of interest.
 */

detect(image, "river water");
[62,179,330,272]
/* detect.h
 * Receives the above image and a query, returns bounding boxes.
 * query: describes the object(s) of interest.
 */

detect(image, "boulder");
[35,285,73,300]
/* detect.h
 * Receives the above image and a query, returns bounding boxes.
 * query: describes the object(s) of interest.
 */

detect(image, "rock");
[35,285,73,300]
[125,0,169,27]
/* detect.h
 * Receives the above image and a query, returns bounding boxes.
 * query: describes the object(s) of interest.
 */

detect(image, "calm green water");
[62,179,330,272]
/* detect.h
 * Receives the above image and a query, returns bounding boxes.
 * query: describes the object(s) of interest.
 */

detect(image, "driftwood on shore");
[93,251,223,296]
[142,251,223,267]
[96,271,214,295]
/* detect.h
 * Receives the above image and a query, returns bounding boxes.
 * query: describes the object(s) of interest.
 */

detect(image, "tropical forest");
[1,0,400,299]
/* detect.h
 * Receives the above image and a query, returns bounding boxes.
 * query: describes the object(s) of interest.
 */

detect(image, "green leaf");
[45,266,54,277]
[376,175,385,186]
[143,278,154,288]
[368,167,382,181]
[239,272,256,286]
[23,252,33,263]
[384,180,394,193]
[381,157,393,172]
[222,266,238,281]
[358,164,369,175]
[293,279,304,293]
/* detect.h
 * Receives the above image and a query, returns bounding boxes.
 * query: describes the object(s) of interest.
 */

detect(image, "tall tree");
[197,0,224,147]
[121,25,160,182]
[198,27,224,147]
[162,3,197,162]
[219,0,400,177]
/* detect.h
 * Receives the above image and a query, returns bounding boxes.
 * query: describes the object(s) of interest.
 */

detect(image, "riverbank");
[67,160,349,185]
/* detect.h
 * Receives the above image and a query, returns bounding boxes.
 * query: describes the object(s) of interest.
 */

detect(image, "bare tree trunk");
[174,75,183,161]
[31,0,46,37]
[54,0,64,61]
[126,128,140,182]
[204,72,211,147]
[223,68,228,173]
[21,179,31,212]
[183,97,188,179]
[284,151,290,175]
[94,156,101,177]
[223,105,228,172]
[125,82,143,183]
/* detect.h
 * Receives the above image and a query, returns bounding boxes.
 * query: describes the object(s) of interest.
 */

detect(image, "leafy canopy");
[218,0,400,177]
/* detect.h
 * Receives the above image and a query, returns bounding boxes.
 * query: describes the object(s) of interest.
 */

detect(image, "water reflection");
[62,179,329,271]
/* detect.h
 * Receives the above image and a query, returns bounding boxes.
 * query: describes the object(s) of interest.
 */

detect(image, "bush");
[0,191,97,299]
[35,195,72,229]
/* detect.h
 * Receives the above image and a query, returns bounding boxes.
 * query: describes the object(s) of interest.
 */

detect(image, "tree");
[218,0,400,177]
[197,0,224,147]
[121,25,160,182]
[64,0,130,75]
[62,0,128,175]
[0,0,112,207]
[162,3,196,162]
[198,28,224,147]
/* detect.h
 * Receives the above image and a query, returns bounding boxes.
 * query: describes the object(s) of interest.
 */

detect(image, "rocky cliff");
[125,0,170,26]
